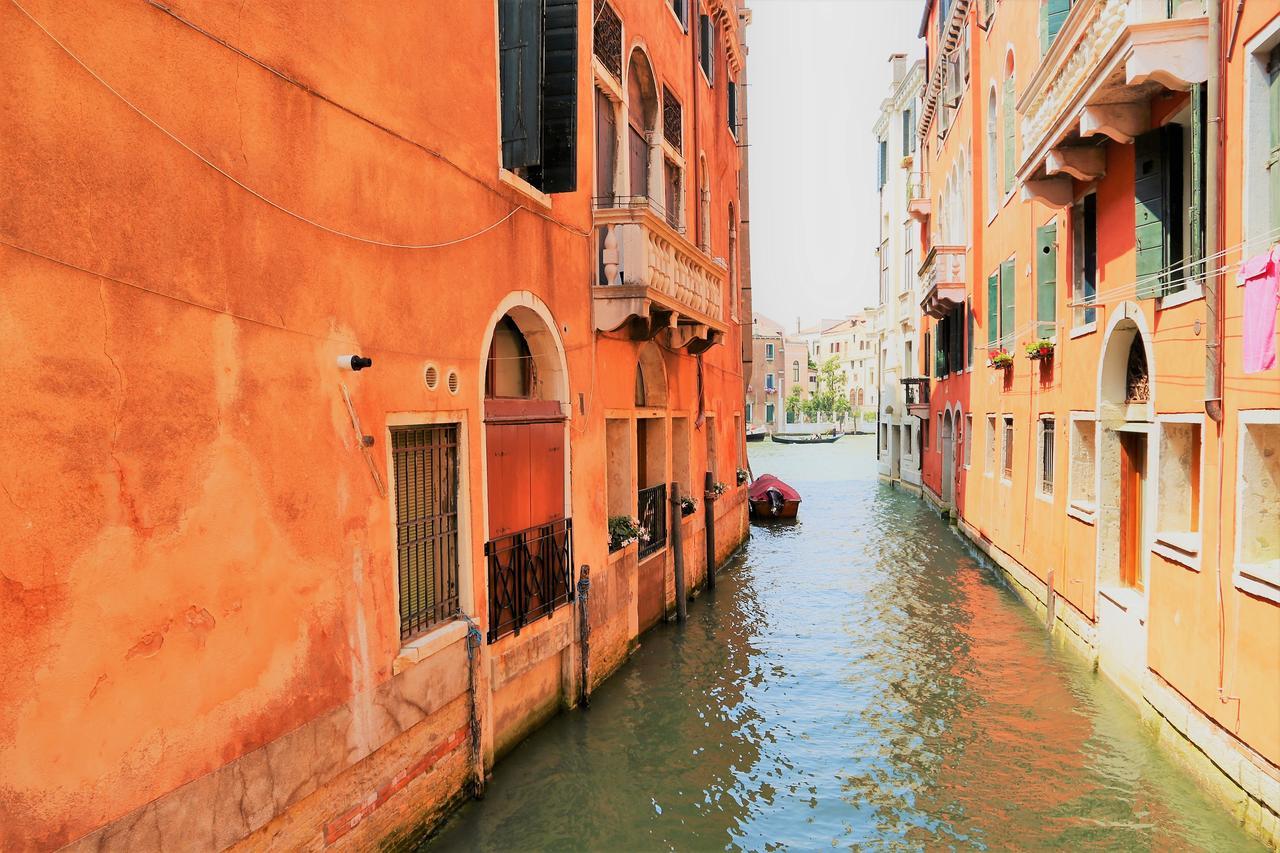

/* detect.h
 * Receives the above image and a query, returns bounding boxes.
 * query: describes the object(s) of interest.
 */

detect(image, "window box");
[988,348,1014,370]
[1025,340,1055,361]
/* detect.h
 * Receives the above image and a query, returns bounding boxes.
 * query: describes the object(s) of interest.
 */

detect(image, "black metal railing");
[485,518,574,644]
[637,484,667,559]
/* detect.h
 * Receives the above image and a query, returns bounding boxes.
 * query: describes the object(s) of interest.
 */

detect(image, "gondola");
[748,475,801,519]
[746,426,767,442]
[769,432,841,445]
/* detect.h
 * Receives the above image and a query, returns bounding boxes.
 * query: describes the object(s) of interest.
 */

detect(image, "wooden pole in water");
[703,471,716,591]
[669,482,687,622]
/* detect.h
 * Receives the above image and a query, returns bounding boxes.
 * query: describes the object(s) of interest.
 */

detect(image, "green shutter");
[1036,222,1057,339]
[1044,0,1071,54]
[1187,83,1205,285]
[499,0,544,170]
[1002,77,1015,195]
[1000,259,1016,348]
[1134,128,1167,299]
[987,270,1000,347]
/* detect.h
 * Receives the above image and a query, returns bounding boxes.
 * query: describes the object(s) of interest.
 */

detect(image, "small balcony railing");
[902,377,931,417]
[637,483,667,559]
[593,201,727,353]
[907,171,931,222]
[919,245,966,319]
[485,518,574,643]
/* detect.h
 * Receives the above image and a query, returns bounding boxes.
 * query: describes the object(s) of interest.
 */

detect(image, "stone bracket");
[1046,145,1107,181]
[1022,176,1075,209]
[1079,102,1151,144]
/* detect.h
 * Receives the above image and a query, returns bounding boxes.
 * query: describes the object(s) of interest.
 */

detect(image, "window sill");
[1067,500,1096,524]
[1236,561,1280,603]
[1000,476,1012,486]
[1152,532,1202,571]
[1035,489,1054,505]
[1099,585,1145,617]
[1069,321,1097,339]
[393,619,468,676]
[499,169,552,209]
[1156,284,1204,311]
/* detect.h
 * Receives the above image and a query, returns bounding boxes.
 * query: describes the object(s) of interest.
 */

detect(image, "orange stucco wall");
[0,0,750,847]
[915,0,1279,785]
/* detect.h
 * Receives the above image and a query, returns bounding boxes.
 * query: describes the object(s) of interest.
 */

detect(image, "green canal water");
[424,437,1258,851]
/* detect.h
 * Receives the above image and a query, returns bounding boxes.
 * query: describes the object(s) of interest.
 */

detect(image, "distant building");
[871,53,925,488]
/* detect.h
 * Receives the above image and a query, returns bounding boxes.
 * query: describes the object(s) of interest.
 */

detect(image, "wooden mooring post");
[703,471,716,591]
[669,482,687,622]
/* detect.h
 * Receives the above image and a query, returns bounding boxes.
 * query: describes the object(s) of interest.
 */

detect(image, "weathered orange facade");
[0,0,751,847]
[910,0,1279,843]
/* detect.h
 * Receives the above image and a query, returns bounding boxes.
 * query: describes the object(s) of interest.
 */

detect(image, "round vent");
[424,364,439,390]
[447,369,460,395]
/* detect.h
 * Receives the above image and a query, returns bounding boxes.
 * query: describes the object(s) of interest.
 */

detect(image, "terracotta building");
[0,0,752,847]
[909,0,1279,843]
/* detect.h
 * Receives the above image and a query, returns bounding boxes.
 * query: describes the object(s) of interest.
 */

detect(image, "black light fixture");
[337,354,373,371]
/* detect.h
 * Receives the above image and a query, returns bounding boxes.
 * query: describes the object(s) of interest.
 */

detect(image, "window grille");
[638,483,667,558]
[391,424,461,641]
[1040,418,1055,495]
[663,86,683,150]
[486,519,574,643]
[593,0,622,79]
[1003,418,1015,479]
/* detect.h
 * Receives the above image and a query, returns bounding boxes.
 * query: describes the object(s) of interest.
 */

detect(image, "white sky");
[747,0,924,333]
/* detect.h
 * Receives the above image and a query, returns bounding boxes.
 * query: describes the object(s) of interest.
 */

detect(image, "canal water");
[425,437,1257,851]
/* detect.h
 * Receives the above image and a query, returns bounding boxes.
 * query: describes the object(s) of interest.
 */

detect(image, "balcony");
[907,171,931,222]
[594,201,727,354]
[1016,0,1208,206]
[901,377,931,418]
[918,245,966,319]
[485,518,574,644]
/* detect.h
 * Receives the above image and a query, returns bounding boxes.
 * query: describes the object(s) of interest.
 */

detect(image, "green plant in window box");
[709,481,727,499]
[608,515,646,552]
[736,467,750,486]
[680,496,697,517]
[1025,339,1055,361]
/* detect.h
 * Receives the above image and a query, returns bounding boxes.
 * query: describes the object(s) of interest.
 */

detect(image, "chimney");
[889,53,907,84]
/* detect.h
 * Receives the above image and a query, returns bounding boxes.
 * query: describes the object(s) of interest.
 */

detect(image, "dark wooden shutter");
[699,15,713,83]
[987,270,1000,346]
[1036,221,1057,339]
[499,0,544,170]
[595,87,615,201]
[950,304,963,374]
[539,0,578,193]
[923,331,931,377]
[879,139,888,188]
[1000,259,1016,347]
[967,304,974,367]
[728,80,737,134]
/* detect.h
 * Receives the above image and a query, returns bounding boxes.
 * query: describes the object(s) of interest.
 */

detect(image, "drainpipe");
[1204,0,1223,424]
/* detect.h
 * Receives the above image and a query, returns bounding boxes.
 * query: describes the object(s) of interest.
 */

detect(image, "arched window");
[626,51,658,200]
[635,364,647,406]
[986,87,999,215]
[1125,335,1149,403]
[486,315,534,398]
[1002,51,1016,196]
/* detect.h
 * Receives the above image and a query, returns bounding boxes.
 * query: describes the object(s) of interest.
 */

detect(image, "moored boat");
[748,474,802,519]
[746,426,767,442]
[769,432,841,445]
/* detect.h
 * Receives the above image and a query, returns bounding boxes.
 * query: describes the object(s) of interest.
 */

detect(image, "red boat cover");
[748,475,801,503]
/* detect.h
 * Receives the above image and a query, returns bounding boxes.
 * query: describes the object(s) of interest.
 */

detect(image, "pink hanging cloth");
[1239,245,1280,374]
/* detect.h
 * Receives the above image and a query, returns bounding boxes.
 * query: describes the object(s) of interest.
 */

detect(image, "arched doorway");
[481,296,572,643]
[1093,304,1154,695]
[941,409,955,509]
[634,342,669,630]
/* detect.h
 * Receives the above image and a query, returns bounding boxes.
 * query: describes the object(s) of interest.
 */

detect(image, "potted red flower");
[987,348,1014,370]
[1025,339,1055,361]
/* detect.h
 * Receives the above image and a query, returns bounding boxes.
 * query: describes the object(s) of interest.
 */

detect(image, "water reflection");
[424,438,1257,851]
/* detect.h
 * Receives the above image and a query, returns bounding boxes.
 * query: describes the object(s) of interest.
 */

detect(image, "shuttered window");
[902,108,913,157]
[1041,0,1072,55]
[987,269,1000,347]
[392,425,461,641]
[1002,75,1015,196]
[999,259,1015,347]
[728,80,738,136]
[499,0,578,193]
[699,14,715,85]
[1036,221,1057,340]
[878,139,889,189]
[1132,90,1207,300]
[923,331,931,377]
[967,305,975,368]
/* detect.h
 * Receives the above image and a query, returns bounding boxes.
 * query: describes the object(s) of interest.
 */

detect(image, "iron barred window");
[638,483,667,558]
[1040,418,1056,495]
[391,424,461,641]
